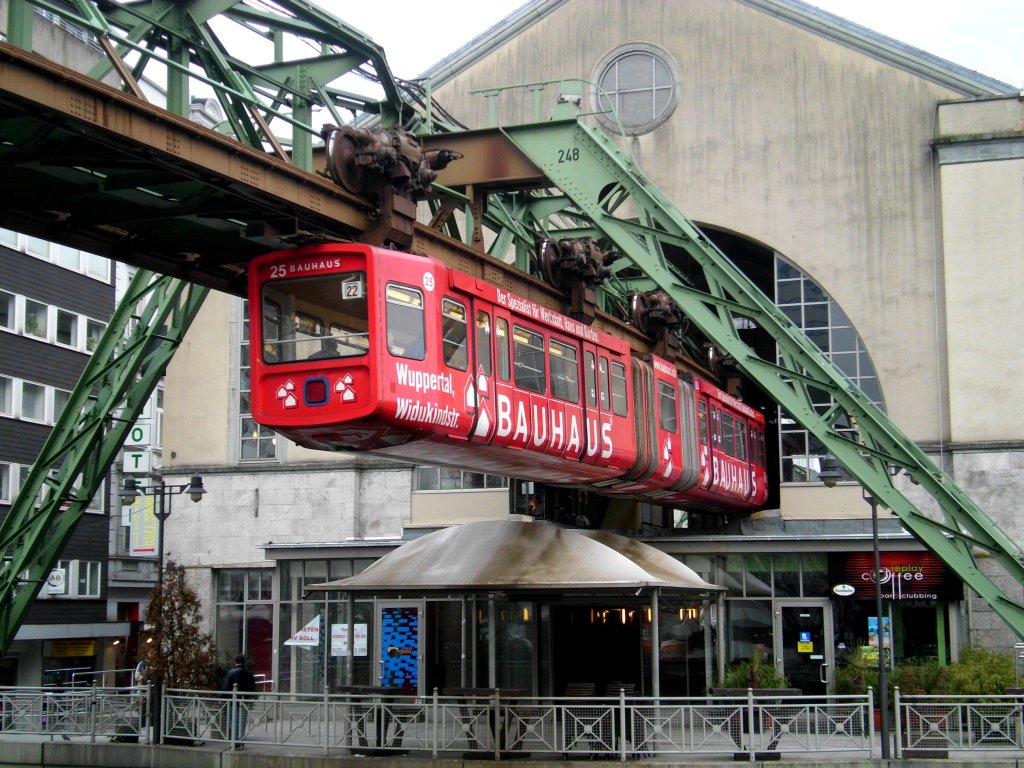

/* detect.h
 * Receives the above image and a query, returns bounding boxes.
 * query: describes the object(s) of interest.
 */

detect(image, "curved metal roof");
[305,520,721,594]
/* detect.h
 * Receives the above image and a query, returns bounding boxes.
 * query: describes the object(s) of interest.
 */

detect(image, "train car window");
[657,380,677,432]
[711,406,722,448]
[475,311,492,376]
[262,300,281,362]
[722,412,736,456]
[736,420,748,461]
[598,356,611,410]
[261,272,369,362]
[441,298,469,371]
[512,325,545,393]
[585,351,597,407]
[386,283,426,360]
[295,312,325,359]
[610,361,628,416]
[697,399,709,446]
[496,318,510,381]
[548,339,580,403]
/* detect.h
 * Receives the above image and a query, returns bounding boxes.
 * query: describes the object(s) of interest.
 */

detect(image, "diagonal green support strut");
[499,114,1024,638]
[0,272,208,653]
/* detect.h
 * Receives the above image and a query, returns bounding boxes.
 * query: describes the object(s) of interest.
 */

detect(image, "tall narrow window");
[610,361,627,416]
[385,284,425,360]
[512,326,545,393]
[0,290,13,330]
[24,300,47,339]
[585,351,597,407]
[0,463,10,503]
[441,298,468,371]
[240,299,278,461]
[548,339,579,403]
[0,376,12,416]
[496,319,510,381]
[56,310,78,347]
[475,311,492,376]
[657,380,677,433]
[21,381,45,422]
[85,319,105,352]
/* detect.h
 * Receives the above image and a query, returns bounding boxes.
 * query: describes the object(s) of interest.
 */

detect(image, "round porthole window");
[591,43,680,136]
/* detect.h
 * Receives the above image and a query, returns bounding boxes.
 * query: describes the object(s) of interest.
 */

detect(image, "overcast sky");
[323,0,1022,88]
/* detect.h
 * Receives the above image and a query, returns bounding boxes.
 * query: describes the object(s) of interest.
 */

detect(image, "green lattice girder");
[7,0,406,163]
[498,116,1024,638]
[0,272,208,653]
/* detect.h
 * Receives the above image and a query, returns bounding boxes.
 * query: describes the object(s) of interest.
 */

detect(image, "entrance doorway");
[774,601,834,694]
[551,605,645,697]
[375,601,424,694]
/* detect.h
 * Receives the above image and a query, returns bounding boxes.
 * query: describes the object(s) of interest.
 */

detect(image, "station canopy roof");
[304,519,722,596]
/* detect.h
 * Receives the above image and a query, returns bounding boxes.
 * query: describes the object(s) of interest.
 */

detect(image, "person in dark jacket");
[221,655,256,749]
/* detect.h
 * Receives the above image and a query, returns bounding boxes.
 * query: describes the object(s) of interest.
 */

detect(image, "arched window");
[775,255,885,483]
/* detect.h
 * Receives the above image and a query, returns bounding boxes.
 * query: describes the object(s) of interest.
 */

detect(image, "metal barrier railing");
[159,688,878,759]
[10,685,1024,760]
[0,685,147,742]
[895,689,1024,757]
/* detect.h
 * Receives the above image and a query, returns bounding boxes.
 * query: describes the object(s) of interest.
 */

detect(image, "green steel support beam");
[500,115,1024,638]
[0,0,419,654]
[0,272,208,654]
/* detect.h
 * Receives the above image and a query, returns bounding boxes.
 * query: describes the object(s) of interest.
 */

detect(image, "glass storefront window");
[726,601,773,665]
[215,569,273,682]
[802,553,829,596]
[745,554,772,597]
[772,554,801,597]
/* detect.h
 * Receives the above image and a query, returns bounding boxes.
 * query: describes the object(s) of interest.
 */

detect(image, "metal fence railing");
[8,685,1024,760]
[0,685,146,742]
[895,690,1024,756]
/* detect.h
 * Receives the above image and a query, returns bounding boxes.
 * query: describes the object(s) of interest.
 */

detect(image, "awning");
[305,519,722,595]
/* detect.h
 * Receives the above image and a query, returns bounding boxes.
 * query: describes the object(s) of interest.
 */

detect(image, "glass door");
[774,600,833,695]
[375,601,424,694]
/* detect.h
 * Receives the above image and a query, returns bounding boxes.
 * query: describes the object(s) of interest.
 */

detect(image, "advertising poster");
[379,606,419,689]
[331,623,368,656]
[865,615,891,662]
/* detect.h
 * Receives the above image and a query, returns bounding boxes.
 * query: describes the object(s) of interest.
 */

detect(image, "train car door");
[466,302,496,441]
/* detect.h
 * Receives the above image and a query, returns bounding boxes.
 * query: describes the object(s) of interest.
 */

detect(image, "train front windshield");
[261,272,369,363]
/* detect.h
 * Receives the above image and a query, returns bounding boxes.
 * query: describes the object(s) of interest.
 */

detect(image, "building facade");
[152,0,1022,696]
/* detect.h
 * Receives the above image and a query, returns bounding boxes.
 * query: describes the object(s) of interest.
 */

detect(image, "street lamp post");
[120,474,205,744]
[819,457,890,759]
[121,475,207,584]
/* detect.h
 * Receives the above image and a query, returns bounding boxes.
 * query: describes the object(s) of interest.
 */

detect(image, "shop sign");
[832,584,855,597]
[50,639,97,657]
[830,552,962,600]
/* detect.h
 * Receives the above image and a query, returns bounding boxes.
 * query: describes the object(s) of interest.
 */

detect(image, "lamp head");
[120,476,139,505]
[186,474,206,504]
[818,456,844,488]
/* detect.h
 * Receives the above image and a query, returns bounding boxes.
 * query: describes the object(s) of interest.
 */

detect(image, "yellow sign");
[797,641,814,653]
[50,639,97,657]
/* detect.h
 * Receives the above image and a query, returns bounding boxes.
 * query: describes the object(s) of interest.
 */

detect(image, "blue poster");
[380,606,419,689]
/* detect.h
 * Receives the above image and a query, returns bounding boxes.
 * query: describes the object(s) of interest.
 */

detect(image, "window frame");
[548,338,580,404]
[512,325,546,394]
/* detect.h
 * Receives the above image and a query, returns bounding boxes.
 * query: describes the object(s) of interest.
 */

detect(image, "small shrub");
[892,658,943,695]
[933,648,1015,695]
[723,647,790,689]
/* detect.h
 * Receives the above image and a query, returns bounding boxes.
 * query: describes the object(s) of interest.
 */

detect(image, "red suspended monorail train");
[247,243,768,511]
